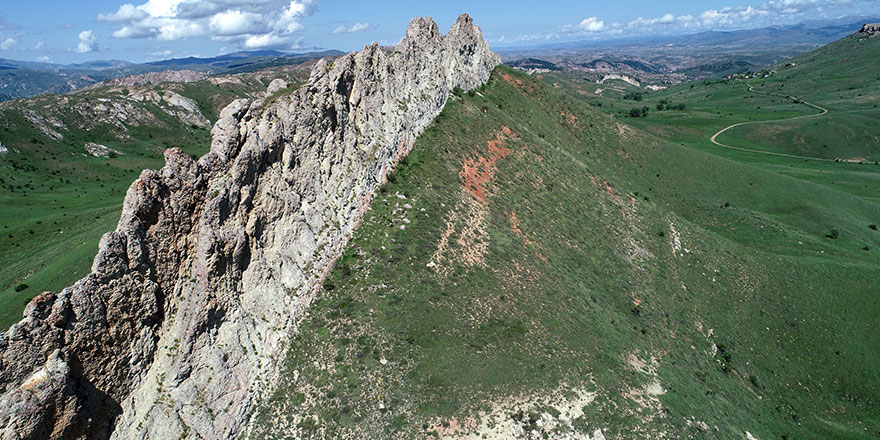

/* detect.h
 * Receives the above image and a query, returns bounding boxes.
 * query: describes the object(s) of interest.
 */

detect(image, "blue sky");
[0,0,877,64]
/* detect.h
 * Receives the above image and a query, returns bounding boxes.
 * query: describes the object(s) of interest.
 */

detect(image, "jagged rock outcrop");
[861,23,880,36]
[0,14,499,440]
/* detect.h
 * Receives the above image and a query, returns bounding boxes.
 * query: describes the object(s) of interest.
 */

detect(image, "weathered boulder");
[860,23,880,36]
[265,78,289,96]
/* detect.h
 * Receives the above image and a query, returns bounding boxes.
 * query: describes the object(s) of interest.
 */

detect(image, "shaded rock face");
[0,14,499,440]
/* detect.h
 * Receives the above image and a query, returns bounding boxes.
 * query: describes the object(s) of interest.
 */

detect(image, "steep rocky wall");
[0,14,499,440]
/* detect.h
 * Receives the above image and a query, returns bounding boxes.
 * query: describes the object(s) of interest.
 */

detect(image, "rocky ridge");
[0,14,499,440]
[861,23,880,36]
[78,70,209,92]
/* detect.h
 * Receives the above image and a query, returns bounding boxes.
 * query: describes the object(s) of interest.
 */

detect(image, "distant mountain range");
[0,49,343,102]
[499,16,880,84]
[662,16,880,47]
[497,15,880,52]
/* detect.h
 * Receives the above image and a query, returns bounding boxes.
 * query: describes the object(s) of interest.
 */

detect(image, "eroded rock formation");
[861,23,880,36]
[0,14,500,440]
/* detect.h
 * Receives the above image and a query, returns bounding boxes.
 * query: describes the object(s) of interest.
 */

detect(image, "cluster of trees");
[656,99,686,111]
[626,98,687,117]
[623,91,643,101]
[629,107,650,118]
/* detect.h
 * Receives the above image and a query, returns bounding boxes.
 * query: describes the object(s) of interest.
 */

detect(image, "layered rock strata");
[0,14,499,440]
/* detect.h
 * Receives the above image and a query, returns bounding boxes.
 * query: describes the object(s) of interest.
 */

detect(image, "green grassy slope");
[251,67,880,439]
[721,31,880,161]
[0,70,307,329]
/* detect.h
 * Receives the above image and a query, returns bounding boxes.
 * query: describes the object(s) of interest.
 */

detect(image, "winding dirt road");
[709,82,832,162]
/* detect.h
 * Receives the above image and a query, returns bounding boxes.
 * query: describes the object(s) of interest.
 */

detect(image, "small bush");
[14,283,28,292]
[826,229,840,239]
[869,224,877,231]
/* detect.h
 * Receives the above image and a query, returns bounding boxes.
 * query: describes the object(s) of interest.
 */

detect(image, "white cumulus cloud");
[99,0,317,48]
[148,49,173,58]
[546,0,870,43]
[578,17,606,32]
[329,22,373,35]
[0,37,17,50]
[74,30,98,53]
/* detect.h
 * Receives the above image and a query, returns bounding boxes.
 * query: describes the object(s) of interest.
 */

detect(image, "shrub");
[869,224,877,230]
[826,229,840,239]
[14,283,28,292]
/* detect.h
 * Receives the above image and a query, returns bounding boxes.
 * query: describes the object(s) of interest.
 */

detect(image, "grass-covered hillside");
[0,67,309,329]
[249,66,879,439]
[541,28,880,206]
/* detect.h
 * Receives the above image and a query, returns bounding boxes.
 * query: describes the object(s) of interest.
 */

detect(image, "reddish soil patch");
[508,211,534,245]
[498,71,526,90]
[560,111,579,129]
[460,126,518,204]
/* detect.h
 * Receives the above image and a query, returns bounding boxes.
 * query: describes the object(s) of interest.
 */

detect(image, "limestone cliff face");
[0,14,500,440]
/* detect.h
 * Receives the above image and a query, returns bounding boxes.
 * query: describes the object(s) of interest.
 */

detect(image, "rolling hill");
[248,62,879,438]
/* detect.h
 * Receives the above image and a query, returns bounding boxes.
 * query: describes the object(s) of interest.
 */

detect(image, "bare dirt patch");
[498,71,526,89]
[430,127,521,274]
[560,111,579,129]
[460,127,518,204]
[426,386,600,440]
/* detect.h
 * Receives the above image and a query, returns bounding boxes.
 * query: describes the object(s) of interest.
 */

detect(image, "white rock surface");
[265,78,289,96]
[84,142,122,158]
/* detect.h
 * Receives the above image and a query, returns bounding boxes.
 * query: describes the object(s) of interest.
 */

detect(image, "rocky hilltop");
[861,23,880,36]
[0,14,499,440]
[78,70,209,92]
